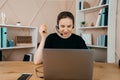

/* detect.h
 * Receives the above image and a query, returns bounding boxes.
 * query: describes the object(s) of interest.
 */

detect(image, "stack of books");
[96,0,109,26]
[97,34,107,47]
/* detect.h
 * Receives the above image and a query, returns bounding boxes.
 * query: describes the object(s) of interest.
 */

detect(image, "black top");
[44,33,88,49]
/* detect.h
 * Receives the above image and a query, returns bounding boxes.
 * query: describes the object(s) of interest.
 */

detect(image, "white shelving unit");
[80,4,108,13]
[0,24,38,60]
[88,45,107,49]
[79,26,108,29]
[76,0,117,63]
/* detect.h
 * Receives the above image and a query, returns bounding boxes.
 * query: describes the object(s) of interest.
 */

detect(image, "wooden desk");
[0,61,120,80]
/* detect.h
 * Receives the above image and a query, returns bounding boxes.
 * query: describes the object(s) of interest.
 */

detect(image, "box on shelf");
[15,36,32,46]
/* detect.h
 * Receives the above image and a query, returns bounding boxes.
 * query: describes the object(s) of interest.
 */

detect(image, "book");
[99,0,108,5]
[0,27,1,48]
[106,0,109,4]
[104,35,108,46]
[80,0,84,10]
[99,7,108,26]
[98,0,104,6]
[97,35,101,46]
[81,33,92,45]
[102,0,107,5]
[0,51,2,61]
[104,7,108,26]
[79,0,90,10]
[99,11,105,26]
[79,1,81,10]
[97,35,107,47]
[1,27,7,48]
[95,9,102,26]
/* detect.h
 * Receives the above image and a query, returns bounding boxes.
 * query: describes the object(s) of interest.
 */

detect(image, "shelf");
[79,26,108,29]
[0,46,35,50]
[0,24,36,29]
[80,4,109,13]
[87,45,107,49]
[76,0,117,63]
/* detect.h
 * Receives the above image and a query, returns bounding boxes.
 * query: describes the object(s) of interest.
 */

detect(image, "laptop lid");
[43,49,94,80]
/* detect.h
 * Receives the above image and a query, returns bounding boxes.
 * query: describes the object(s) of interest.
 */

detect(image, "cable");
[35,65,44,78]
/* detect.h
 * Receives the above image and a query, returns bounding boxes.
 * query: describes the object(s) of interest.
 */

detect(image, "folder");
[0,51,2,61]
[99,7,108,26]
[96,9,102,26]
[1,27,7,48]
[0,27,1,48]
[79,1,81,10]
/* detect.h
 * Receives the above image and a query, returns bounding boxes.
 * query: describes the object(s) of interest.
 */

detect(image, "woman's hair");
[57,11,74,26]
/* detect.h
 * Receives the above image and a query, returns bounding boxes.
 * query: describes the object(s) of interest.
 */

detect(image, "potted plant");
[81,21,86,27]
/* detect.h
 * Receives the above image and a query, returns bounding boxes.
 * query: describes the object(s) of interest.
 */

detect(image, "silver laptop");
[43,49,94,80]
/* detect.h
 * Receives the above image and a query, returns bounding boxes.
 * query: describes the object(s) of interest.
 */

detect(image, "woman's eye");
[67,25,72,28]
[67,26,71,28]
[60,25,65,28]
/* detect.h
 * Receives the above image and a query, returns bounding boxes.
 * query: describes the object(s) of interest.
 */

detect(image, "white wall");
[116,0,120,63]
[0,0,76,42]
[0,0,76,61]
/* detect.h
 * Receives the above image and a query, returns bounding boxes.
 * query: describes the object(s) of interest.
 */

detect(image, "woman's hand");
[39,24,47,39]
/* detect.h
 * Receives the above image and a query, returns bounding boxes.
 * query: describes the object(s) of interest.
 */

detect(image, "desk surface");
[0,61,120,80]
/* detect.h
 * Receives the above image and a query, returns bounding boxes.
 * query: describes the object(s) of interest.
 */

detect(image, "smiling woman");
[34,11,88,65]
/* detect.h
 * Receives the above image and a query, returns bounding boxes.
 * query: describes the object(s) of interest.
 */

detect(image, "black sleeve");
[44,35,53,48]
[80,39,88,49]
[78,36,88,49]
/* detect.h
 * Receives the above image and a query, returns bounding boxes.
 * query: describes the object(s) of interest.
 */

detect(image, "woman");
[34,11,87,64]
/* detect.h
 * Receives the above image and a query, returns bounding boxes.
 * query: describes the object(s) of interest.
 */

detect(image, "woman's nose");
[64,28,68,32]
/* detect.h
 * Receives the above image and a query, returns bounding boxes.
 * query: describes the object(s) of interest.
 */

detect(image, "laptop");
[43,49,94,80]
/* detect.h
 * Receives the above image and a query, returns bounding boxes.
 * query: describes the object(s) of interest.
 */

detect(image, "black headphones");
[56,25,74,29]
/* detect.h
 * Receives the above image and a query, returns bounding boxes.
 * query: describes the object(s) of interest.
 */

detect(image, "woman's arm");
[34,24,47,64]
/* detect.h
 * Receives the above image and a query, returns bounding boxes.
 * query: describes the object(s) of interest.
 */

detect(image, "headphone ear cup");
[72,26,74,29]
[56,25,59,29]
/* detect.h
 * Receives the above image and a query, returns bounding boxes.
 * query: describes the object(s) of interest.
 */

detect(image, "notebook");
[43,49,94,80]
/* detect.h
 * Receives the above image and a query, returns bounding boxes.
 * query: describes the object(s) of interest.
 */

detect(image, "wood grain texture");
[0,61,120,80]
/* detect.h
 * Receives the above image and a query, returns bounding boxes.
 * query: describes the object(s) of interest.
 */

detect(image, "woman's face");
[58,17,73,38]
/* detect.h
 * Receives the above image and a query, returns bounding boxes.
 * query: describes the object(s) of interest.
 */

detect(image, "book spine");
[104,7,109,26]
[99,7,108,26]
[95,9,102,26]
[100,13,105,26]
[0,51,2,61]
[106,0,109,4]
[105,35,108,47]
[81,0,84,10]
[99,0,103,6]
[99,0,108,5]
[79,1,81,10]
[1,27,7,48]
[0,27,1,48]
[97,35,107,47]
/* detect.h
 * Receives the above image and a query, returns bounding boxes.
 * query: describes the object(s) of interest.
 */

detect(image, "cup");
[7,40,14,47]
